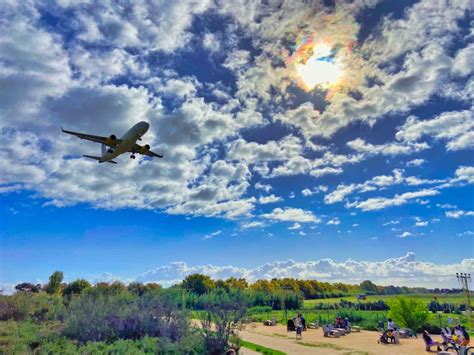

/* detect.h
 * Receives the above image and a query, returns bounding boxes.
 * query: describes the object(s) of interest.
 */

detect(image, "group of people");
[423,325,470,352]
[379,317,471,352]
[334,316,351,332]
[441,325,470,349]
[378,318,400,344]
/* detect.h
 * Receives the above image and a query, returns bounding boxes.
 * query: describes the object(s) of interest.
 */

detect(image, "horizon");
[1,0,473,294]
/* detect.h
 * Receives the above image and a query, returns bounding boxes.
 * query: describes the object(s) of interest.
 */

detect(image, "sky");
[1,0,473,293]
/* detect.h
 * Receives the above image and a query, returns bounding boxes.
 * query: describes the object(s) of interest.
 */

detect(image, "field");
[303,293,468,308]
[247,293,471,332]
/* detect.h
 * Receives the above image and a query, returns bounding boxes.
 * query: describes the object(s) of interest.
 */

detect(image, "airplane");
[61,121,163,164]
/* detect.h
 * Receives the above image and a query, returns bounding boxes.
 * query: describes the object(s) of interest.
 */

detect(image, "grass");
[303,293,469,308]
[297,341,347,350]
[239,339,286,355]
[247,293,472,331]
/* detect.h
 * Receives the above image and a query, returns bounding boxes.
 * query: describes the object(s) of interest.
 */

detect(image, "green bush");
[388,298,429,330]
[0,293,65,322]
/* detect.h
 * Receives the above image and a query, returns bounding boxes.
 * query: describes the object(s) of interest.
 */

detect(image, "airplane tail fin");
[83,155,118,164]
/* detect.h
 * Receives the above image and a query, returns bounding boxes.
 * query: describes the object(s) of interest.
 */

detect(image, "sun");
[295,44,343,90]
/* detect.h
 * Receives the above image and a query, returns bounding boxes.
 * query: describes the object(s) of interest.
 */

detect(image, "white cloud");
[454,166,474,184]
[349,189,439,211]
[288,223,301,230]
[240,221,266,229]
[396,110,474,151]
[71,0,212,53]
[406,159,425,167]
[398,231,413,238]
[327,218,341,226]
[452,43,474,77]
[0,4,72,127]
[202,32,221,53]
[302,185,328,196]
[255,183,272,193]
[415,221,428,227]
[436,203,458,209]
[135,252,474,288]
[203,230,222,240]
[457,231,474,237]
[258,194,283,204]
[445,210,474,219]
[261,207,320,223]
[298,231,306,236]
[347,138,429,156]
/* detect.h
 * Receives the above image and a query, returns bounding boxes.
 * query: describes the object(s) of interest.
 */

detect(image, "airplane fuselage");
[101,121,149,162]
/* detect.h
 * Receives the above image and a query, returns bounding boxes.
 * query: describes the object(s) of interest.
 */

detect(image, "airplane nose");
[141,121,149,132]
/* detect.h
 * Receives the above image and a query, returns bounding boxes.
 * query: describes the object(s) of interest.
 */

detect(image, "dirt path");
[238,323,446,355]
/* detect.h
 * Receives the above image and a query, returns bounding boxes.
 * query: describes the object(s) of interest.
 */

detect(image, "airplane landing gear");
[130,154,136,159]
[107,149,114,154]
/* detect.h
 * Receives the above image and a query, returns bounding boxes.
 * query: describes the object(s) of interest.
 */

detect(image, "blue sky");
[1,0,473,292]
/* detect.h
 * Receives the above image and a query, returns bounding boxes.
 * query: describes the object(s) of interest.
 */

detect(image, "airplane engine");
[139,144,150,154]
[104,134,117,146]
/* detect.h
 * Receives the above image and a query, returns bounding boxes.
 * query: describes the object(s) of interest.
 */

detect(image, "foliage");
[0,293,65,322]
[63,279,91,297]
[46,271,64,295]
[388,298,429,330]
[359,280,378,295]
[182,274,216,296]
[15,283,41,293]
[127,282,161,296]
[199,288,248,354]
[309,299,389,311]
[63,287,190,343]
[0,321,205,354]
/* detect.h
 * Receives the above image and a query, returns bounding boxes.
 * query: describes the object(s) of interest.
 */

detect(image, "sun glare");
[295,44,343,90]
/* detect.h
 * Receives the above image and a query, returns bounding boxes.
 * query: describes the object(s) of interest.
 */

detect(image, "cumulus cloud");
[396,110,474,151]
[406,159,425,167]
[240,221,266,229]
[261,207,320,223]
[347,138,429,156]
[258,194,283,204]
[348,189,439,211]
[288,223,301,230]
[0,0,472,225]
[327,218,340,226]
[302,185,328,196]
[135,253,474,288]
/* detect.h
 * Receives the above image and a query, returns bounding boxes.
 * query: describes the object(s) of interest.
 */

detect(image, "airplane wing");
[131,143,164,158]
[61,127,122,147]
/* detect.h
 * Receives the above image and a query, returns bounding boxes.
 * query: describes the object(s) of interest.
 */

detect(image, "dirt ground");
[238,323,449,355]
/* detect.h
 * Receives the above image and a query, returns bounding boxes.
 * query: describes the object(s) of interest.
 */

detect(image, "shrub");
[200,288,248,354]
[63,279,91,297]
[63,288,191,344]
[388,298,429,330]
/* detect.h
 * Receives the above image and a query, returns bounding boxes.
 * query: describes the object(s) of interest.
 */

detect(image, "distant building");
[357,294,367,300]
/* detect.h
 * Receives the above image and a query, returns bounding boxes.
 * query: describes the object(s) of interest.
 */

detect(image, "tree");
[225,277,248,290]
[200,289,248,354]
[15,282,41,293]
[360,280,378,294]
[182,274,215,296]
[63,279,91,296]
[388,298,429,331]
[250,280,275,293]
[46,271,64,295]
